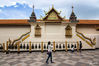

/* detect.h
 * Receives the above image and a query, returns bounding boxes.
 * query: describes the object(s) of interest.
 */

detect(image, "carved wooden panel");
[35,24,41,37]
[65,25,72,37]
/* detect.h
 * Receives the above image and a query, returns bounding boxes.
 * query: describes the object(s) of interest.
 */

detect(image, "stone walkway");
[0,50,99,66]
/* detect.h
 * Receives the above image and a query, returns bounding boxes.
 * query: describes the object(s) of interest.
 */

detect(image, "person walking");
[71,44,74,52]
[46,41,54,64]
[79,41,82,52]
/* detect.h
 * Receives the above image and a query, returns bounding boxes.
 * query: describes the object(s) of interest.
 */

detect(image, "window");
[35,24,41,37]
[65,24,72,37]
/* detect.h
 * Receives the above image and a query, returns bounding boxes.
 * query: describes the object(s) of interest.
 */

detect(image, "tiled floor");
[0,50,99,66]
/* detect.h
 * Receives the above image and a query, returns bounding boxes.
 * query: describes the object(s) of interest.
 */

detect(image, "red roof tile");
[78,20,99,24]
[0,19,99,25]
[0,19,29,25]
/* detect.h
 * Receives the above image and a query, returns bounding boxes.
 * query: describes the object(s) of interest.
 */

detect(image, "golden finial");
[52,4,54,8]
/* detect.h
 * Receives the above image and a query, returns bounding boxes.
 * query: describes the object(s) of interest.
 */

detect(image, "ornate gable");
[43,6,63,21]
[47,11,59,20]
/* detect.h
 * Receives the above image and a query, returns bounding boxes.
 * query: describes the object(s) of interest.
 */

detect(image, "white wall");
[0,25,30,43]
[29,22,77,42]
[96,35,99,48]
[28,23,95,49]
[77,24,99,34]
[77,24,99,48]
[0,24,98,49]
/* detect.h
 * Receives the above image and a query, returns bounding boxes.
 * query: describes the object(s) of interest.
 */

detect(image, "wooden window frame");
[35,24,41,37]
[65,25,72,37]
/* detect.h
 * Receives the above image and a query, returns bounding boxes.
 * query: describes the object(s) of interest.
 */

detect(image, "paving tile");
[75,62,91,66]
[0,50,99,66]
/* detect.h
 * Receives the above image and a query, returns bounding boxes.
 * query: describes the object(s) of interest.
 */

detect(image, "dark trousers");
[71,50,74,52]
[46,52,52,63]
[79,48,82,52]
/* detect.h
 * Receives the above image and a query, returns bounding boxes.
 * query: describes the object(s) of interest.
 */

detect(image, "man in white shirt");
[46,41,54,64]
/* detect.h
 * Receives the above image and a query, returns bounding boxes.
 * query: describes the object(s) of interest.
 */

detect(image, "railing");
[0,43,3,51]
[76,31,96,45]
[12,31,31,45]
[0,41,80,53]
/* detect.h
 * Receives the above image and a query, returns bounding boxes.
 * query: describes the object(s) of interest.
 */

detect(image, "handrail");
[22,34,30,41]
[12,31,31,45]
[76,31,96,45]
[76,34,93,47]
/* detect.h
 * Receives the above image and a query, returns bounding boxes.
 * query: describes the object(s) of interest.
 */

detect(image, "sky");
[0,0,99,20]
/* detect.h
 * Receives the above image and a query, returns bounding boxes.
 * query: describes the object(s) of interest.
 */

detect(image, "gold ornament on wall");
[65,24,72,37]
[35,24,41,37]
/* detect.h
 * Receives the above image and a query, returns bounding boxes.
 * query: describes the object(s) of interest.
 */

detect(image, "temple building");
[0,5,99,51]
